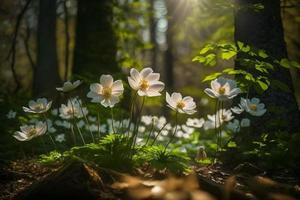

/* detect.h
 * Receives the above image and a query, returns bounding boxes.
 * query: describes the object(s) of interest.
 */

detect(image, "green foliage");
[38,151,63,165]
[136,145,190,174]
[38,134,191,174]
[193,41,300,93]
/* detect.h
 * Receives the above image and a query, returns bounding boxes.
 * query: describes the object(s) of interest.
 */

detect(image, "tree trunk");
[149,0,157,70]
[234,0,300,134]
[73,0,119,81]
[164,0,175,91]
[33,0,60,97]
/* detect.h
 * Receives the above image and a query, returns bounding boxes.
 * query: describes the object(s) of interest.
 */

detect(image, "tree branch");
[6,0,32,92]
[22,26,36,70]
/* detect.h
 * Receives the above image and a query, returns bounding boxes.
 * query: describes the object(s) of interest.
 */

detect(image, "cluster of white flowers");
[232,97,266,116]
[59,98,88,119]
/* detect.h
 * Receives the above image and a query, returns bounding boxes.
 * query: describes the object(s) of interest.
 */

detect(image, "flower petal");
[100,75,113,87]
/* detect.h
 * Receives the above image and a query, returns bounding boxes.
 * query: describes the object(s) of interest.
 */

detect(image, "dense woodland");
[1,0,300,199]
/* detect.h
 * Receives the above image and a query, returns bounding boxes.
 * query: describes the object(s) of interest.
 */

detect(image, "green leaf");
[291,61,300,69]
[258,50,268,58]
[227,141,237,148]
[205,53,217,66]
[199,44,213,54]
[280,58,291,68]
[221,51,237,60]
[257,80,269,91]
[202,72,222,82]
[192,55,206,63]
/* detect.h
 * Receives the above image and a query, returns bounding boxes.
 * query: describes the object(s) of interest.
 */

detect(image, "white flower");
[7,110,17,119]
[141,115,153,126]
[241,98,266,116]
[55,134,66,143]
[88,116,97,122]
[56,80,82,92]
[128,68,164,97]
[77,120,85,128]
[241,118,250,127]
[186,118,205,128]
[226,119,240,132]
[166,92,197,115]
[46,119,56,133]
[87,75,124,108]
[232,97,266,117]
[23,98,52,114]
[181,125,195,135]
[203,120,215,130]
[138,126,146,133]
[59,98,88,119]
[13,121,47,141]
[204,77,241,101]
[207,109,234,128]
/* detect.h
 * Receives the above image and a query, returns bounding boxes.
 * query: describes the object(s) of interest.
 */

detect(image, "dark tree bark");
[149,0,157,70]
[164,0,176,91]
[33,0,60,97]
[73,0,119,80]
[234,0,300,133]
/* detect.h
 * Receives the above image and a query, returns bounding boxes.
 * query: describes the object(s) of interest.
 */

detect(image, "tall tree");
[149,0,157,70]
[73,0,119,80]
[234,0,300,133]
[33,0,60,97]
[164,0,175,91]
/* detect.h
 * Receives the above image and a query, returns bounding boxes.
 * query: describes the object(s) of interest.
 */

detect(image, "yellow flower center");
[28,129,37,137]
[219,87,226,95]
[67,108,74,115]
[34,103,44,110]
[249,104,257,111]
[176,101,185,110]
[139,79,149,91]
[102,87,112,99]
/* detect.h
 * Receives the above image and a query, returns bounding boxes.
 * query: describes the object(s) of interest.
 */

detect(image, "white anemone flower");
[204,77,241,101]
[232,97,266,117]
[141,115,153,126]
[241,98,266,116]
[241,118,251,127]
[55,134,66,143]
[207,109,234,128]
[23,98,52,114]
[128,68,165,97]
[166,92,197,115]
[186,118,205,128]
[6,110,17,119]
[13,121,47,141]
[87,75,124,108]
[226,119,240,132]
[59,98,88,119]
[56,80,82,92]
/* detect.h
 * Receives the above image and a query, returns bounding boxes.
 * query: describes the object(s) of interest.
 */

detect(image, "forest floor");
[0,159,300,200]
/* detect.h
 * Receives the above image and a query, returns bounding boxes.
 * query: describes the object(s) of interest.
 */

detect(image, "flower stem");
[110,107,116,134]
[144,120,155,146]
[76,99,95,143]
[42,113,56,148]
[164,111,178,152]
[132,96,145,148]
[97,111,101,139]
[75,122,86,145]
[150,122,168,146]
[127,92,137,135]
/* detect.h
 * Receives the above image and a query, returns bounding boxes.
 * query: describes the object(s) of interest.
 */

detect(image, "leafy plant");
[193,41,300,93]
[136,145,190,174]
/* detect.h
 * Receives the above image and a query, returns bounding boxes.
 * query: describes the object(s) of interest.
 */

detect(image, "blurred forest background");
[0,0,299,114]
